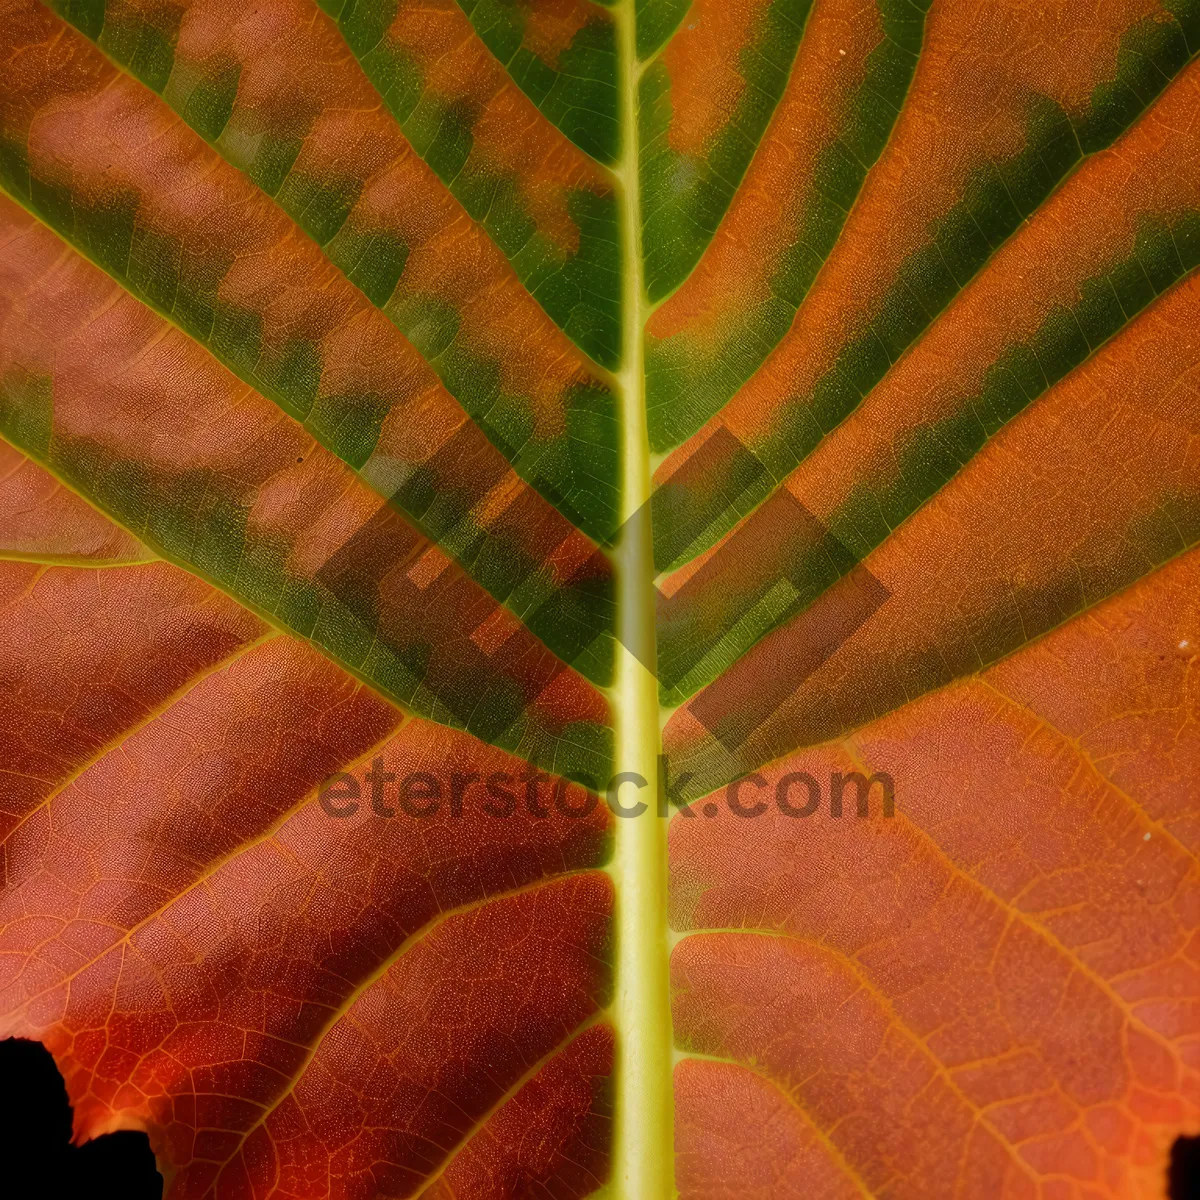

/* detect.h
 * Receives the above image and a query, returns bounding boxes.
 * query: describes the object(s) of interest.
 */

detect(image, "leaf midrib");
[608,2,675,1196]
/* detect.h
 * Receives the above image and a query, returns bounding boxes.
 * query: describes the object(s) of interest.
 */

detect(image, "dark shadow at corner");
[0,1037,162,1199]
[1171,1133,1200,1199]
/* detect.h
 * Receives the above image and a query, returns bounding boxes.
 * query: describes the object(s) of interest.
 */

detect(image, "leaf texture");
[1,0,1199,1196]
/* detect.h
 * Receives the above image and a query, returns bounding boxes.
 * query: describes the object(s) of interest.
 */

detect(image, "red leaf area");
[0,447,615,1199]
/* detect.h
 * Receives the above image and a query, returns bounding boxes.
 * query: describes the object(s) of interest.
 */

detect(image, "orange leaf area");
[0,456,615,1198]
[670,548,1200,1197]
[2,0,1200,1194]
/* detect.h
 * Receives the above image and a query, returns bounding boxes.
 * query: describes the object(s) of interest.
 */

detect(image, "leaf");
[1,0,1199,1196]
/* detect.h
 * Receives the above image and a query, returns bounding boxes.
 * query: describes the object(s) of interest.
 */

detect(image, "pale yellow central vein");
[607,3,675,1196]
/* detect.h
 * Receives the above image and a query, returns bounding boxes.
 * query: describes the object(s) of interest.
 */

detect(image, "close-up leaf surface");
[1,0,1198,1197]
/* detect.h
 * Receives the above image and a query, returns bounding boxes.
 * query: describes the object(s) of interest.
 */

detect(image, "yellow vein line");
[0,551,159,567]
[841,739,1199,1088]
[609,3,674,1198]
[975,675,1198,864]
[411,1013,610,1198]
[657,116,1200,580]
[1,629,280,847]
[676,928,1065,1194]
[673,1049,877,1198]
[207,869,605,1177]
[0,384,432,730]
[0,71,601,666]
[3,721,405,1024]
[733,541,1200,790]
